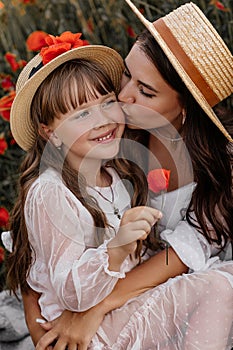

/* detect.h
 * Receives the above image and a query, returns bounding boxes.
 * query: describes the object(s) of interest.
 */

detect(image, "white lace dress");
[2,168,233,349]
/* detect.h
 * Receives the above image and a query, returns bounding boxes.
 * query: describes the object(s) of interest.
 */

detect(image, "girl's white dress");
[2,167,233,349]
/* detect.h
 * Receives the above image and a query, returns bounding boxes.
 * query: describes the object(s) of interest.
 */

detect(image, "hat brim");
[10,45,124,151]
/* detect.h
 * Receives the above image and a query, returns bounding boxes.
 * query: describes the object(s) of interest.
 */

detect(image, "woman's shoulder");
[167,182,196,197]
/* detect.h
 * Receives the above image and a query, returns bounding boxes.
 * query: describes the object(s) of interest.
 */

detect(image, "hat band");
[29,62,43,79]
[153,18,220,107]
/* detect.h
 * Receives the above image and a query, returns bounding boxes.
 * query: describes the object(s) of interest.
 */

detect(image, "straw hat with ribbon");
[10,31,124,151]
[125,0,233,142]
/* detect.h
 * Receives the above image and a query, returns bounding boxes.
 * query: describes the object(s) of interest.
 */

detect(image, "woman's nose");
[118,84,135,104]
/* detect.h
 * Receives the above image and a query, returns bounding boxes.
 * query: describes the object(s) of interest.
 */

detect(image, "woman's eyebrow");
[138,80,158,93]
[124,60,158,93]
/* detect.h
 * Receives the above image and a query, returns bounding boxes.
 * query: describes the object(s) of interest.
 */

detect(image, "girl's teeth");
[97,131,112,141]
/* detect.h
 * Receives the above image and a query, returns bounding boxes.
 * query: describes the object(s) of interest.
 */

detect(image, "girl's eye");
[75,109,91,120]
[101,99,117,110]
[139,85,155,98]
[123,69,131,78]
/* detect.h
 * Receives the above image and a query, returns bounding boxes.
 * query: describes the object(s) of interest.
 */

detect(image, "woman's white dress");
[2,167,233,349]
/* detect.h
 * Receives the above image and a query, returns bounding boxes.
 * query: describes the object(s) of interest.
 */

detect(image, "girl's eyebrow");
[76,92,115,110]
[124,60,158,93]
[68,92,116,120]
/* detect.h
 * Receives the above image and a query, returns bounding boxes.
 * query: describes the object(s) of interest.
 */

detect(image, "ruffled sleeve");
[1,231,12,252]
[160,221,219,271]
[25,173,129,317]
[70,240,130,310]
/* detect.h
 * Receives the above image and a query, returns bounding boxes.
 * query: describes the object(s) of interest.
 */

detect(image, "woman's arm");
[21,289,47,346]
[101,247,188,310]
[35,247,187,350]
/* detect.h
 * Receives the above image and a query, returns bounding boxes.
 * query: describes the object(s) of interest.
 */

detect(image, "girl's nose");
[92,108,113,130]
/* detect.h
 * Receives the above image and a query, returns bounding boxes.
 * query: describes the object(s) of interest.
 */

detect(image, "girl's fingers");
[122,206,162,226]
[109,229,148,248]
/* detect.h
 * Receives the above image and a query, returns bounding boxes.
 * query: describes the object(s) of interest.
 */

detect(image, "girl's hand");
[108,206,162,254]
[36,306,105,350]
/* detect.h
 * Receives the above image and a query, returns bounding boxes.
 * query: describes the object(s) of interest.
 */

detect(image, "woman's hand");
[36,305,105,350]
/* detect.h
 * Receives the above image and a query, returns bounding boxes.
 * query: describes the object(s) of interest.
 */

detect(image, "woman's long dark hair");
[124,30,233,249]
[6,59,148,295]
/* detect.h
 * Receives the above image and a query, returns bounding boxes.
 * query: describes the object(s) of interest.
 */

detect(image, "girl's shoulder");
[27,167,73,203]
[25,168,92,222]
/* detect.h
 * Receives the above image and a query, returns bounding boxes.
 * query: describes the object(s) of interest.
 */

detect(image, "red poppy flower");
[40,31,89,65]
[0,90,16,122]
[0,207,9,228]
[26,31,49,51]
[0,75,15,91]
[5,52,20,72]
[147,169,171,193]
[0,137,8,154]
[4,53,27,72]
[0,247,5,264]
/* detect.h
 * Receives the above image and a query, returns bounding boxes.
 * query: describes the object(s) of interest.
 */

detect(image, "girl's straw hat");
[10,32,124,151]
[125,0,233,142]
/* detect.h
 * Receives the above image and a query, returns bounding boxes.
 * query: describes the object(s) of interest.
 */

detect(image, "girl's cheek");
[112,104,126,124]
[57,124,90,144]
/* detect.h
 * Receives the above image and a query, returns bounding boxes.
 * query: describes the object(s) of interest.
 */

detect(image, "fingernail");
[35,318,46,324]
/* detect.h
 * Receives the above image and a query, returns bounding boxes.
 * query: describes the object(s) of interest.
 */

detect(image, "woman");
[14,2,233,349]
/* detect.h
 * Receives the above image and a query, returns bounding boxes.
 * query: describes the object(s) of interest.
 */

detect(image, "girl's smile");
[91,127,117,143]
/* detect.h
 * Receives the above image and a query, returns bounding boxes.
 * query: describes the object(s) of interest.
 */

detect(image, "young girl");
[5,31,161,330]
